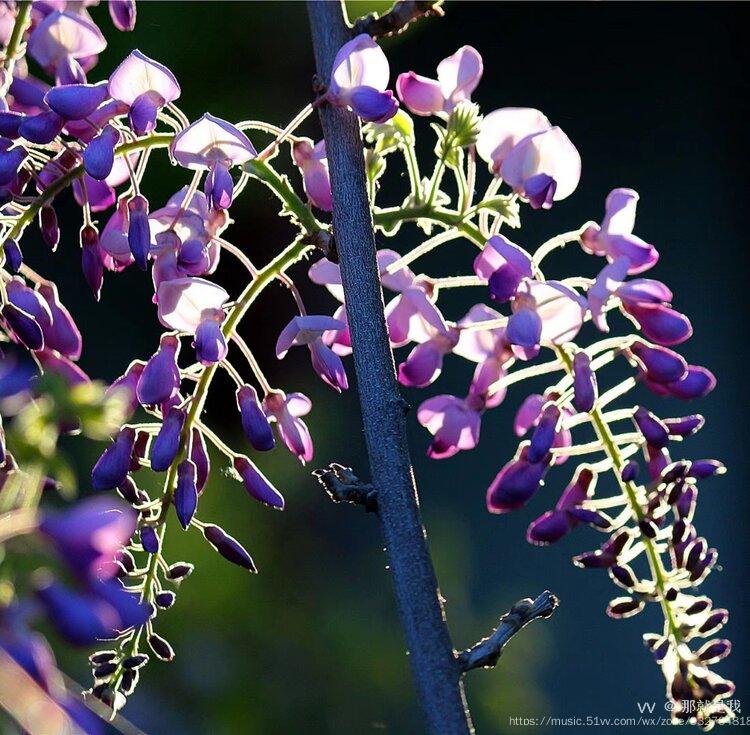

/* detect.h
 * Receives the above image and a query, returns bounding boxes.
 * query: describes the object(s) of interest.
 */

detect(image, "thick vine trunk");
[307,3,473,733]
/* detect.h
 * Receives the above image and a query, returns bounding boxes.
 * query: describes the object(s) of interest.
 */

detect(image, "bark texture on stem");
[307,3,473,733]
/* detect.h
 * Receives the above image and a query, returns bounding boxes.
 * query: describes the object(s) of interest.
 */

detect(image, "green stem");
[402,143,422,204]
[373,204,484,246]
[555,347,682,640]
[243,159,324,236]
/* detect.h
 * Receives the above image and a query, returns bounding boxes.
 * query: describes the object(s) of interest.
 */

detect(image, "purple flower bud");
[620,460,639,483]
[698,609,729,635]
[0,111,24,139]
[633,406,669,448]
[2,302,44,350]
[44,82,109,120]
[140,525,159,554]
[0,144,26,187]
[193,310,227,365]
[92,427,136,490]
[117,476,140,504]
[39,205,60,250]
[236,385,275,451]
[573,530,629,569]
[3,239,23,273]
[80,225,104,300]
[174,459,198,530]
[107,359,146,418]
[643,634,670,663]
[525,173,557,210]
[638,518,659,538]
[37,284,82,360]
[109,0,137,31]
[136,334,180,406]
[204,161,233,210]
[697,639,731,664]
[487,449,548,513]
[147,633,174,661]
[610,564,638,589]
[18,110,65,144]
[630,341,687,383]
[177,239,210,275]
[127,195,151,270]
[155,590,175,609]
[190,428,209,494]
[233,456,284,509]
[688,459,724,479]
[664,365,716,399]
[83,125,119,181]
[166,561,194,580]
[607,596,644,618]
[664,415,704,437]
[676,484,697,520]
[572,351,597,412]
[150,407,185,472]
[526,510,570,545]
[528,404,560,463]
[202,524,257,572]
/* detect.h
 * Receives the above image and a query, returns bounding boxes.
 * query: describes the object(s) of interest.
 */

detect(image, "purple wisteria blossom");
[326,34,398,123]
[262,391,314,464]
[276,315,348,392]
[396,45,482,117]
[108,50,180,135]
[292,138,332,211]
[171,114,256,209]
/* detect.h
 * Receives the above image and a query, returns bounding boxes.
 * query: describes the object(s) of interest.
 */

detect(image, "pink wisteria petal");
[171,113,257,169]
[454,303,505,362]
[275,315,346,358]
[527,280,586,345]
[417,394,481,459]
[385,288,447,346]
[329,34,389,96]
[156,277,228,333]
[476,107,550,173]
[473,234,532,280]
[396,71,444,116]
[588,258,629,331]
[377,250,416,292]
[323,304,352,356]
[602,187,638,235]
[471,357,506,408]
[308,258,344,301]
[28,10,106,69]
[500,126,581,202]
[108,49,180,106]
[436,45,483,109]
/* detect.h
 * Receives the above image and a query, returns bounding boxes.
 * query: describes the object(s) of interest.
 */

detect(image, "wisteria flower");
[262,390,314,464]
[417,393,483,459]
[501,126,581,209]
[171,113,257,209]
[581,188,659,274]
[108,50,180,135]
[476,107,551,174]
[473,234,534,303]
[396,45,482,117]
[506,279,585,359]
[527,466,598,545]
[326,34,398,123]
[27,10,106,82]
[588,257,692,345]
[276,315,348,392]
[292,138,332,211]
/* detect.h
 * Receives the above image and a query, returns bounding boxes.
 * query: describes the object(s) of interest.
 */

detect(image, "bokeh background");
[14,1,750,733]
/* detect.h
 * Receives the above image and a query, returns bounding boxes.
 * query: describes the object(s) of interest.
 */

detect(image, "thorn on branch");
[313,463,378,513]
[458,591,559,673]
[353,0,444,38]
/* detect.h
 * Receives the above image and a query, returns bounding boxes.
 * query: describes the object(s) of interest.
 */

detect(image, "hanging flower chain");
[0,2,733,729]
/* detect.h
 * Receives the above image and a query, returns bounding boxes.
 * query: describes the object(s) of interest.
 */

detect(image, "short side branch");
[313,463,378,513]
[353,0,444,38]
[458,591,559,672]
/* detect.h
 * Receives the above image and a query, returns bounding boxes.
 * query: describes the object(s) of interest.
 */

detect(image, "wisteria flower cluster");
[0,1,734,730]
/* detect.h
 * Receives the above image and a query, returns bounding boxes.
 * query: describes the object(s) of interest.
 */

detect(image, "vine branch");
[458,592,559,672]
[307,3,472,733]
[352,0,444,38]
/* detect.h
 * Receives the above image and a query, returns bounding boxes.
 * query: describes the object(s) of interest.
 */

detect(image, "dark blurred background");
[20,1,750,733]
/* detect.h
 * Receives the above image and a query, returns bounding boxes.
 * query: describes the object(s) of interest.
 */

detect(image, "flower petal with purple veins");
[476,107,551,174]
[27,11,106,71]
[109,49,180,107]
[171,113,257,169]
